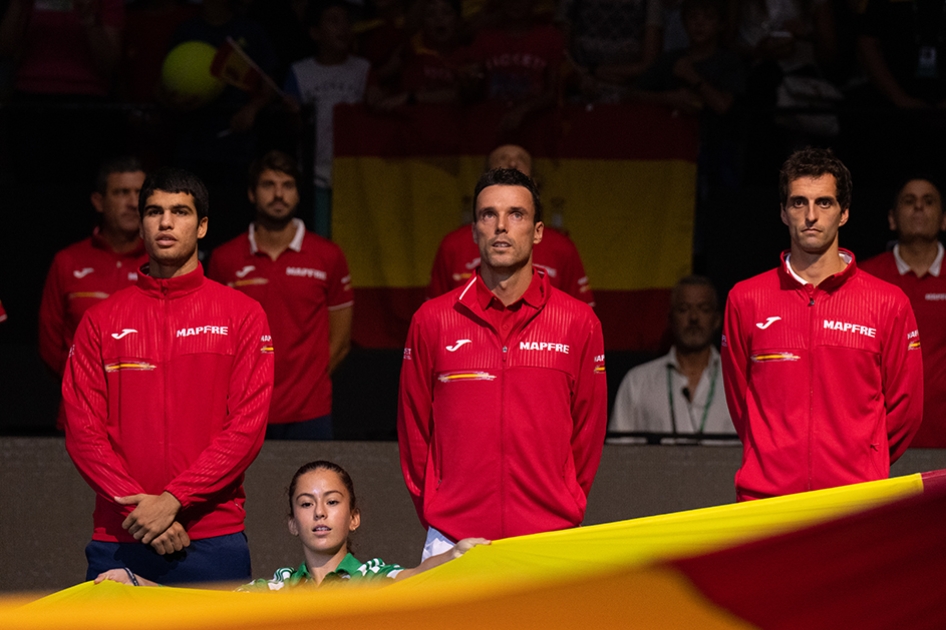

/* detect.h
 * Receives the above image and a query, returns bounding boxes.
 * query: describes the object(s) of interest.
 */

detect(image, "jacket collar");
[779,248,857,292]
[136,263,205,298]
[248,219,305,255]
[459,267,550,314]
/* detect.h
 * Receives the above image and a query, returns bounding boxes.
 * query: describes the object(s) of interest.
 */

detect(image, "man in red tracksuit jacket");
[860,176,946,447]
[722,148,923,502]
[63,168,274,584]
[398,168,607,560]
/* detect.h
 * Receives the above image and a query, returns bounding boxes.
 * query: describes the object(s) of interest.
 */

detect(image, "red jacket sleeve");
[38,256,68,375]
[570,315,607,498]
[63,312,146,506]
[721,292,750,442]
[883,297,923,463]
[164,303,274,508]
[396,311,435,527]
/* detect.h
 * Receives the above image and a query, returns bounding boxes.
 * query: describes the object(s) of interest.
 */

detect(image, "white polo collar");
[248,218,305,255]
[892,242,943,277]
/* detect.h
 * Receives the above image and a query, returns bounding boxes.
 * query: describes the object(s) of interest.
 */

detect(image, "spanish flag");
[333,103,699,350]
[10,471,946,628]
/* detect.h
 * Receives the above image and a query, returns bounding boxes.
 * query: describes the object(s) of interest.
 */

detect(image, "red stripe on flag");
[670,481,946,629]
[335,103,698,161]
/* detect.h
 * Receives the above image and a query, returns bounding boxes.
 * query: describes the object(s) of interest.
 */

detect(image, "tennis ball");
[161,41,225,107]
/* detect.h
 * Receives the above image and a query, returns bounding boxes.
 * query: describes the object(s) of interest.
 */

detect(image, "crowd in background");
[2,0,946,436]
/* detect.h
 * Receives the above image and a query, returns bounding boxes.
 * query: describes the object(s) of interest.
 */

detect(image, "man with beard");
[208,150,353,439]
[610,275,734,442]
[861,176,946,447]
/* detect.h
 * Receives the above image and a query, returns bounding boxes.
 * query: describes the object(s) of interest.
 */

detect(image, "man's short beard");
[257,208,295,230]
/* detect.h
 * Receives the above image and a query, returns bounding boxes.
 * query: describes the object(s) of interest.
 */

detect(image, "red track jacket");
[63,264,274,542]
[722,251,923,501]
[398,270,607,542]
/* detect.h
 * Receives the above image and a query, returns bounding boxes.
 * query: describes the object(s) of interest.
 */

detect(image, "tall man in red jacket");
[721,148,923,502]
[63,168,274,584]
[398,168,607,560]
[861,177,946,447]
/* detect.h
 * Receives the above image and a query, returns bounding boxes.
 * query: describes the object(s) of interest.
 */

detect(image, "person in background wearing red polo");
[861,176,946,447]
[39,157,147,428]
[208,150,353,440]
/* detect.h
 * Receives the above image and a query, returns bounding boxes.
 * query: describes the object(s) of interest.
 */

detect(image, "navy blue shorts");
[85,532,251,585]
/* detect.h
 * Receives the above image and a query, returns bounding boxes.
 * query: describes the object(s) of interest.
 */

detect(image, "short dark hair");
[672,275,719,312]
[248,150,302,189]
[95,156,144,194]
[305,0,357,28]
[892,174,944,208]
[473,168,543,224]
[779,147,852,210]
[139,167,209,221]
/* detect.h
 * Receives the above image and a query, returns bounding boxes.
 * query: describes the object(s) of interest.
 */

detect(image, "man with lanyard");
[610,275,734,443]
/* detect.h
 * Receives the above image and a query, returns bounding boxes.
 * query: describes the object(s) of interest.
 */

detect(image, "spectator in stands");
[560,0,663,103]
[465,0,564,129]
[284,0,370,237]
[733,0,840,180]
[632,0,744,268]
[857,0,946,109]
[733,0,838,79]
[119,0,199,103]
[208,150,353,440]
[633,0,743,120]
[0,0,123,99]
[166,0,279,249]
[39,157,148,428]
[427,144,594,307]
[610,275,734,442]
[367,0,466,108]
[860,176,946,448]
[356,0,409,88]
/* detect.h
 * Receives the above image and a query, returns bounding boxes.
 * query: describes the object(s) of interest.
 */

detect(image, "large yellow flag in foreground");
[5,471,944,629]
